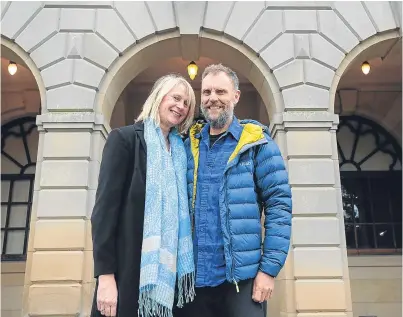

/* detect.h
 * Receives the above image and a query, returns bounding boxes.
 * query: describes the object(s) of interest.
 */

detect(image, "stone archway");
[1,37,47,117]
[95,31,282,129]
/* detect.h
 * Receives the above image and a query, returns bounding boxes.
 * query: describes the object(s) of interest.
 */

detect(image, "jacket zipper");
[223,139,267,293]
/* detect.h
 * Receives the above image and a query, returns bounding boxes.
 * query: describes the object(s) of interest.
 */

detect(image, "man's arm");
[254,137,292,278]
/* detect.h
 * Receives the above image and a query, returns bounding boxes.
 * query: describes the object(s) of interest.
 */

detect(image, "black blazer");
[91,121,147,316]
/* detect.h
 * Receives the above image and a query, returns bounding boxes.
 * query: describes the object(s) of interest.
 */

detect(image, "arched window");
[1,117,38,261]
[337,115,402,254]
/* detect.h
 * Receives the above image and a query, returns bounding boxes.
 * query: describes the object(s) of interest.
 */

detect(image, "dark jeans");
[174,279,267,317]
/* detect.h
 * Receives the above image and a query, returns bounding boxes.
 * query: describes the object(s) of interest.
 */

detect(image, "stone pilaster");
[22,112,109,316]
[267,111,353,317]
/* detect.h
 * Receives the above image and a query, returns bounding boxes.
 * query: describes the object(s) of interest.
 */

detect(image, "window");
[1,117,37,261]
[338,115,402,254]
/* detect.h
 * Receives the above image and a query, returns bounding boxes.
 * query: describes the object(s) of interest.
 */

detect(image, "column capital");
[270,111,340,137]
[36,112,110,138]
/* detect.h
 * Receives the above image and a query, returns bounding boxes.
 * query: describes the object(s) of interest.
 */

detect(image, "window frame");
[337,115,402,255]
[1,116,37,261]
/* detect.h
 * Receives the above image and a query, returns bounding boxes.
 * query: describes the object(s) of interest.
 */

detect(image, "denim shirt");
[193,117,242,287]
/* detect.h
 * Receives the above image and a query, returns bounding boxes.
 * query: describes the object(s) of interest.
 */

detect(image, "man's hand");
[252,271,275,303]
[97,274,118,317]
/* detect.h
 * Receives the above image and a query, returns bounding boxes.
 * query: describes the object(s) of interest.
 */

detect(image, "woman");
[91,74,196,317]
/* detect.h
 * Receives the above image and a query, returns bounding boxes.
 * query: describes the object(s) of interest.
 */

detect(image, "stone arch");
[1,37,47,115]
[1,1,399,121]
[95,30,282,126]
[330,29,401,113]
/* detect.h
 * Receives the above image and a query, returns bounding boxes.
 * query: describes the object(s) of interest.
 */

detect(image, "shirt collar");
[196,116,242,141]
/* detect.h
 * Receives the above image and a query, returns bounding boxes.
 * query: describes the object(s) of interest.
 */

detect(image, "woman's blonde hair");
[136,73,196,134]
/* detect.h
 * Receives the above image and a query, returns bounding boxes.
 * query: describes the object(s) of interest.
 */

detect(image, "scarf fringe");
[176,271,195,308]
[138,290,173,317]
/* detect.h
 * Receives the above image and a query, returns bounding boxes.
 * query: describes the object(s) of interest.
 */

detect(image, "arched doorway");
[334,32,402,317]
[96,32,282,129]
[1,40,42,317]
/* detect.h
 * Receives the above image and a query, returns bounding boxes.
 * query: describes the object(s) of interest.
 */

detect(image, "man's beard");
[201,103,234,130]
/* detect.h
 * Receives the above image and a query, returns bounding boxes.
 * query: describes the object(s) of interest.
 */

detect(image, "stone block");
[147,1,176,32]
[31,251,84,281]
[82,282,96,315]
[28,283,82,314]
[284,10,317,32]
[30,33,67,69]
[282,84,329,110]
[90,131,106,163]
[295,279,347,310]
[33,219,86,250]
[43,131,91,159]
[292,217,340,246]
[114,1,154,40]
[0,310,23,317]
[40,160,89,188]
[1,262,26,274]
[244,10,283,53]
[291,187,338,215]
[293,247,343,277]
[352,303,402,317]
[304,60,334,88]
[82,250,95,283]
[88,161,100,190]
[293,34,310,58]
[175,1,205,35]
[286,130,332,157]
[350,279,402,303]
[95,9,135,53]
[1,273,25,286]
[273,60,304,89]
[310,34,345,70]
[82,33,118,69]
[15,8,59,53]
[318,10,359,53]
[225,1,265,40]
[37,189,88,217]
[204,1,233,31]
[60,8,95,31]
[41,59,73,88]
[260,34,294,70]
[333,1,376,41]
[86,190,97,218]
[72,59,104,89]
[349,266,402,280]
[46,84,96,111]
[1,1,42,39]
[348,255,402,268]
[1,285,24,310]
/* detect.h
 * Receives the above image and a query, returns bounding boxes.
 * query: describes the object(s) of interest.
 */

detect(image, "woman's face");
[159,84,190,131]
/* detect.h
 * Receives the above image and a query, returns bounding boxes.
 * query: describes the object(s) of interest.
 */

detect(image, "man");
[177,64,292,317]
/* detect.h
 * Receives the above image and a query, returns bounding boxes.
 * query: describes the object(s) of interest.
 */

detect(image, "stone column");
[22,112,108,316]
[268,111,353,317]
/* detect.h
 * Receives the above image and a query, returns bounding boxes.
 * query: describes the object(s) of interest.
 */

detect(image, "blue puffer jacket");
[185,119,292,287]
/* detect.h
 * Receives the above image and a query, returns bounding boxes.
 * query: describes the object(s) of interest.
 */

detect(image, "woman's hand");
[97,274,118,316]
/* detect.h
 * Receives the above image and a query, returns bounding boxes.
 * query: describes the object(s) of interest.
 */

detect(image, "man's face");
[200,72,240,130]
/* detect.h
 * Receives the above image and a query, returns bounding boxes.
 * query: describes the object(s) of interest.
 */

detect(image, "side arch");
[1,37,47,114]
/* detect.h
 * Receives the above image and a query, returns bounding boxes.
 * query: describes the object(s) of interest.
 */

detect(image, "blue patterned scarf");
[139,119,195,317]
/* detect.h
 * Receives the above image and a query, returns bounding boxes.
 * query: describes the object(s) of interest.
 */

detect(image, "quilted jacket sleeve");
[254,136,292,278]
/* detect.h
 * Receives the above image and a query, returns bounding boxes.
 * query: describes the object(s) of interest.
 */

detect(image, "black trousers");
[174,279,267,317]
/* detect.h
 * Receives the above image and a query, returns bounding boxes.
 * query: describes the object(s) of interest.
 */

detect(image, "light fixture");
[361,61,370,75]
[187,61,198,80]
[8,61,17,75]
